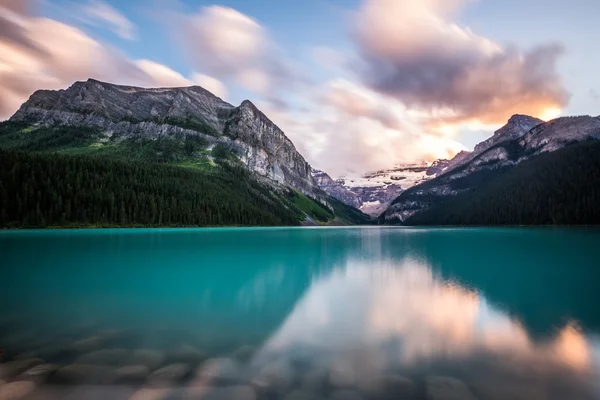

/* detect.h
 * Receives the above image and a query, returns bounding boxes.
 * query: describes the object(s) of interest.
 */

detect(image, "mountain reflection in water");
[0,227,599,399]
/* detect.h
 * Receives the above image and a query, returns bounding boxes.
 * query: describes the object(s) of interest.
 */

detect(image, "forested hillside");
[0,149,300,227]
[0,122,370,228]
[404,141,600,225]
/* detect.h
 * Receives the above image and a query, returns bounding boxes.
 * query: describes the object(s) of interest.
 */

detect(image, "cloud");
[262,79,466,177]
[0,4,48,56]
[135,59,191,87]
[0,2,227,120]
[353,0,570,125]
[0,0,575,176]
[177,6,305,97]
[173,4,467,175]
[324,79,408,131]
[81,0,136,40]
[191,73,228,100]
[0,0,30,15]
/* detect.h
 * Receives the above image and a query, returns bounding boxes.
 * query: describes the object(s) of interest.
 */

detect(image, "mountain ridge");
[381,113,600,224]
[10,78,321,199]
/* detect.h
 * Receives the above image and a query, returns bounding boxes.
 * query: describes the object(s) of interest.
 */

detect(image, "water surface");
[1,227,599,399]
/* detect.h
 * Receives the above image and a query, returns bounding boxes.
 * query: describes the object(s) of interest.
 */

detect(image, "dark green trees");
[405,141,600,226]
[0,149,301,228]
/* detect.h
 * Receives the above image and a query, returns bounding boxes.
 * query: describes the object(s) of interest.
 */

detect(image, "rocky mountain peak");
[487,114,544,143]
[381,112,600,224]
[507,114,542,124]
[10,78,323,198]
[436,114,544,175]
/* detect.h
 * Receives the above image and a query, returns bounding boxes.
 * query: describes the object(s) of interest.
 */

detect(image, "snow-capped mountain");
[312,163,435,216]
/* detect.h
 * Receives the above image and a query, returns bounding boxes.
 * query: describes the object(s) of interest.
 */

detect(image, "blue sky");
[2,0,599,175]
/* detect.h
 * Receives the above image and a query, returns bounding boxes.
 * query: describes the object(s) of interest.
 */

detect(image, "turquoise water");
[1,227,599,399]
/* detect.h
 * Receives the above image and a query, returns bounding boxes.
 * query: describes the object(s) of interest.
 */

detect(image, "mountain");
[425,151,471,176]
[311,169,362,209]
[381,114,600,225]
[403,140,600,225]
[0,79,370,228]
[10,78,319,197]
[312,163,433,216]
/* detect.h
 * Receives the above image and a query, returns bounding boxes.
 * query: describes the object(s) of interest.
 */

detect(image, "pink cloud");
[0,2,227,119]
[353,0,570,125]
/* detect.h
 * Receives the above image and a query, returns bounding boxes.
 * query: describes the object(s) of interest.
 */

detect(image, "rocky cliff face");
[222,100,318,196]
[311,169,362,209]
[426,151,471,176]
[519,115,600,155]
[382,114,600,223]
[10,79,321,197]
[475,114,544,152]
[439,114,543,176]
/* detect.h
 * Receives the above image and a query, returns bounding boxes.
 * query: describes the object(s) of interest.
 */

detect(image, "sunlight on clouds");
[553,324,591,369]
[0,0,574,174]
[353,0,569,127]
[540,107,562,121]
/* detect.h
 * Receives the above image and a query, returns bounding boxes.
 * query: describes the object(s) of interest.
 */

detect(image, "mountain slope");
[404,140,600,225]
[1,79,370,227]
[381,114,600,224]
[437,114,544,176]
[10,79,320,197]
[311,169,362,209]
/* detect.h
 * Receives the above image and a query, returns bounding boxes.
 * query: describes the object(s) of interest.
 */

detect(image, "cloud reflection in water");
[256,257,599,399]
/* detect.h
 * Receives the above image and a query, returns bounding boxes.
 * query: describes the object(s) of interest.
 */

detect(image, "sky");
[1,0,599,176]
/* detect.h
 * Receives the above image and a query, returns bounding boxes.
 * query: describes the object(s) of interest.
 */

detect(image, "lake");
[0,227,599,400]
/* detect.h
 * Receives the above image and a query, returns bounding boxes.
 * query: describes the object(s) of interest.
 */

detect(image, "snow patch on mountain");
[313,163,436,216]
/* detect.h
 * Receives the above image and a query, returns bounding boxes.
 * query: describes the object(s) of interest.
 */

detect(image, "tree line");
[0,149,302,228]
[405,141,600,226]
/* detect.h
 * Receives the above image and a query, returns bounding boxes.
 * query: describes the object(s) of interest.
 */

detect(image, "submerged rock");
[196,358,241,385]
[147,363,191,386]
[0,381,36,400]
[300,367,328,393]
[128,350,165,371]
[426,377,478,400]
[329,363,358,389]
[41,385,135,400]
[0,359,44,380]
[233,345,255,363]
[169,344,207,365]
[71,336,106,353]
[77,349,128,366]
[128,387,173,400]
[186,385,256,400]
[113,365,150,384]
[252,360,295,394]
[282,389,325,400]
[15,364,59,384]
[330,390,363,400]
[361,374,415,399]
[52,364,115,385]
